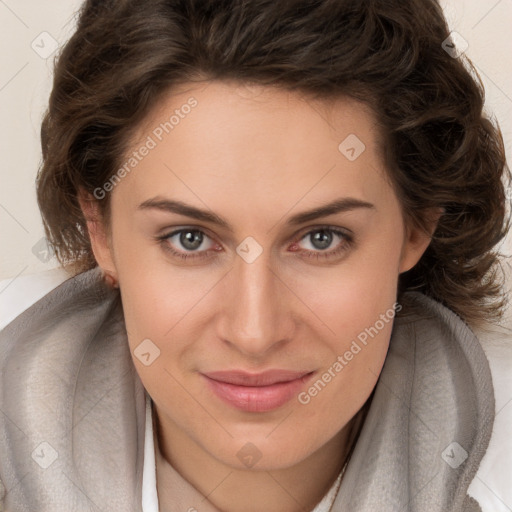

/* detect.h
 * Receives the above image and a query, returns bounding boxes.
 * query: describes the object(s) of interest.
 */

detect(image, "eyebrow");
[137,196,375,232]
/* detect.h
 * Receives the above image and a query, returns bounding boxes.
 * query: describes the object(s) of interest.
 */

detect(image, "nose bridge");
[221,250,290,356]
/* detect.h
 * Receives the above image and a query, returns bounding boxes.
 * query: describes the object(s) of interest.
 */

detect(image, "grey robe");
[0,266,494,511]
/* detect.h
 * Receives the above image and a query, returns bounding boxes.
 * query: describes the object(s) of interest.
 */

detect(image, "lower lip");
[202,373,315,413]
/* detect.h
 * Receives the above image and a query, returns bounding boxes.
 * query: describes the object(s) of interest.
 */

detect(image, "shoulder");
[0,268,143,510]
[399,292,512,511]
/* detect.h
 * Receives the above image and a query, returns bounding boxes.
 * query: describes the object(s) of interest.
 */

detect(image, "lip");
[201,370,315,412]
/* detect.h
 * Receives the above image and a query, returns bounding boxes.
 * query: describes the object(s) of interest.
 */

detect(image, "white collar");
[142,393,159,512]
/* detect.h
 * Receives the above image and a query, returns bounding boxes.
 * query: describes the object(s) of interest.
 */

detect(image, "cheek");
[297,323,391,448]
[301,269,397,388]
[118,271,209,357]
[295,233,402,347]
[296,264,398,436]
[292,230,401,411]
[109,214,203,339]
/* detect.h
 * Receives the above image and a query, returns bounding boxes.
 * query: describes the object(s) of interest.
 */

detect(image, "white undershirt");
[142,394,342,512]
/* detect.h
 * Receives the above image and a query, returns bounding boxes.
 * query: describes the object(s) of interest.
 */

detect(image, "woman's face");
[84,80,432,471]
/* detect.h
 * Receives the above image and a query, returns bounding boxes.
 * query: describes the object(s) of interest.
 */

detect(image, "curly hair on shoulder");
[36,0,511,326]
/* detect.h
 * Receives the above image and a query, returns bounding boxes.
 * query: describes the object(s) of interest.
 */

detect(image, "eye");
[290,226,353,261]
[156,225,353,262]
[156,228,220,261]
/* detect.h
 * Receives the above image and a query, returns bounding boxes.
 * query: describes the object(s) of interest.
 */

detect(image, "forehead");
[113,80,393,219]
[136,79,381,148]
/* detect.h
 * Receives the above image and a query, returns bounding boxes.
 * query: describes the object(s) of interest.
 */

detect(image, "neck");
[153,405,366,512]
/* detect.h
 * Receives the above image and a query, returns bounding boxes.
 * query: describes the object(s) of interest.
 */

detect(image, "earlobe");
[399,208,443,274]
[77,188,118,282]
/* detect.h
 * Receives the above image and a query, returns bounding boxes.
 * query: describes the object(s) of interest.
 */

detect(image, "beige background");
[0,0,511,287]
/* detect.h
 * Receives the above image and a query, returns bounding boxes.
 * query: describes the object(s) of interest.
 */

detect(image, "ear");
[77,188,118,280]
[399,207,443,273]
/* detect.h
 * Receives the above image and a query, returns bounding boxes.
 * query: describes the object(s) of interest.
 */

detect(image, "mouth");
[201,369,316,412]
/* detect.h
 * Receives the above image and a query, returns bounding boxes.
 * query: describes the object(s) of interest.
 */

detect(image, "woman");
[0,0,510,511]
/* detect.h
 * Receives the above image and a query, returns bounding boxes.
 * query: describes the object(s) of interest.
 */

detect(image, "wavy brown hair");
[36,0,510,325]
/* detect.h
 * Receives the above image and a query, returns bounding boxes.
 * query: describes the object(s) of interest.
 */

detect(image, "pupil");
[312,230,332,250]
[181,230,202,250]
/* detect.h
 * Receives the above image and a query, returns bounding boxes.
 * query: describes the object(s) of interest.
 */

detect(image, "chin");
[202,431,318,472]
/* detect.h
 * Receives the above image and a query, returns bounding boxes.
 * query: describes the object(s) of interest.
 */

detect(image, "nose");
[218,249,295,358]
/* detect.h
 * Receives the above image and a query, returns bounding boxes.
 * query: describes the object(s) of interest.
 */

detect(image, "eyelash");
[155,226,354,263]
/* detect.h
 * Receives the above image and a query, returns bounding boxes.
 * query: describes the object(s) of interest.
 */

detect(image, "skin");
[79,80,438,512]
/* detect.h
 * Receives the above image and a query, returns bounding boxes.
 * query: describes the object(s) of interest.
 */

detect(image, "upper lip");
[202,370,314,387]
